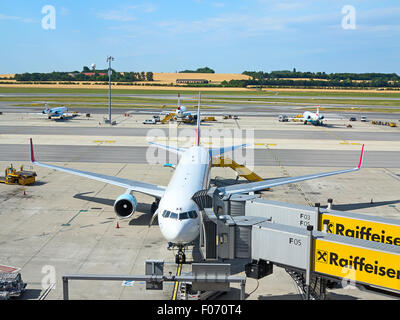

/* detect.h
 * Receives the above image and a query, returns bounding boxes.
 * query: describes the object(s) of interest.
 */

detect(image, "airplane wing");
[29,139,166,198]
[218,144,365,196]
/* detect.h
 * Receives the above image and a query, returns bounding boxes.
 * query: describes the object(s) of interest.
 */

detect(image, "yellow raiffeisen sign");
[314,239,400,291]
[319,213,400,246]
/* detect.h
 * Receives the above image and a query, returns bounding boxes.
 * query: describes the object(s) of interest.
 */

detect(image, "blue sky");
[1,0,399,74]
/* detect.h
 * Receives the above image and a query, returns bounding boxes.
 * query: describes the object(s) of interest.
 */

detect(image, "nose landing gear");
[175,246,186,264]
[151,199,159,214]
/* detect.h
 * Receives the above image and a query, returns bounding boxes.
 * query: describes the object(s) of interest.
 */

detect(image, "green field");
[1,86,400,98]
[2,87,400,109]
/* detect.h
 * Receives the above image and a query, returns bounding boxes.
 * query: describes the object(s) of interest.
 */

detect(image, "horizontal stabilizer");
[209,144,247,157]
[148,142,186,155]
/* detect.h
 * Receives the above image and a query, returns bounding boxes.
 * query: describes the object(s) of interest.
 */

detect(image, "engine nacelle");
[114,193,137,219]
[320,115,324,120]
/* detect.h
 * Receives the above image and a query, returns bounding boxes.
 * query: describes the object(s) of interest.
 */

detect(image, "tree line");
[14,67,154,82]
[242,69,400,82]
[179,67,215,73]
[221,78,400,88]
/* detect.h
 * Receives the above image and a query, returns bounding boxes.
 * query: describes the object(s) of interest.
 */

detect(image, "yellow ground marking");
[172,248,184,300]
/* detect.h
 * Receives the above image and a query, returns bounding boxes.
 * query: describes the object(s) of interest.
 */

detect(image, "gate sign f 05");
[314,238,400,292]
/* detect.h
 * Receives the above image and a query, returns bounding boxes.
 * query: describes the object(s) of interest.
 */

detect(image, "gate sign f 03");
[314,238,400,292]
[319,213,400,247]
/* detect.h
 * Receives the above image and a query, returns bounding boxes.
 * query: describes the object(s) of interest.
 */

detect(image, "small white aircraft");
[286,106,342,126]
[42,103,69,119]
[159,93,196,122]
[29,94,365,264]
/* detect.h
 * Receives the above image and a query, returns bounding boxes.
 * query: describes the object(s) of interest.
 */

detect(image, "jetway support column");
[305,225,313,300]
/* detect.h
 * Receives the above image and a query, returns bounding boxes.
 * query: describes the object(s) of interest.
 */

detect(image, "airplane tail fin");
[317,105,320,115]
[196,92,201,146]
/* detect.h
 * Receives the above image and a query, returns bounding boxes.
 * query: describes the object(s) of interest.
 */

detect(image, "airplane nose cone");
[161,221,199,244]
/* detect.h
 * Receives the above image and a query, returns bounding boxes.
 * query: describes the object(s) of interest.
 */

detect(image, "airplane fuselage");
[157,146,211,245]
[43,106,68,118]
[303,111,324,125]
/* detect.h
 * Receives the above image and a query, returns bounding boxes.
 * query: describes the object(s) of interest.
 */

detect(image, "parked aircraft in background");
[29,94,365,264]
[283,106,342,126]
[159,93,198,123]
[41,103,79,120]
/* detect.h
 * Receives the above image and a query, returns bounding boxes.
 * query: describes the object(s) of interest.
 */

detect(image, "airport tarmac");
[0,111,399,300]
[2,101,400,120]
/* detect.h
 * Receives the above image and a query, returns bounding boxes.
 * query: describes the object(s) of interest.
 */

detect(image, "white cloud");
[0,13,36,23]
[273,2,305,11]
[97,10,136,22]
[211,2,225,8]
[96,3,157,22]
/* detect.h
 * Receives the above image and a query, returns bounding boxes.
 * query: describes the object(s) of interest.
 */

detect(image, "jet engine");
[320,115,324,120]
[114,193,137,219]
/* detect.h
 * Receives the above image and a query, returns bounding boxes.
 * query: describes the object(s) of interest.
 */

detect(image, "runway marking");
[266,146,313,207]
[61,209,88,226]
[93,140,116,144]
[317,126,349,145]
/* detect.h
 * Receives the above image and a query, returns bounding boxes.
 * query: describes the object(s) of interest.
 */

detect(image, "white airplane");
[42,103,69,119]
[159,93,195,121]
[29,93,365,264]
[286,106,342,126]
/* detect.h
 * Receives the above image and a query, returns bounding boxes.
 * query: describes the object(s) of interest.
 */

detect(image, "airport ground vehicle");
[177,280,219,300]
[0,272,26,299]
[349,117,357,121]
[143,119,156,124]
[361,116,367,122]
[0,164,36,185]
[153,115,161,122]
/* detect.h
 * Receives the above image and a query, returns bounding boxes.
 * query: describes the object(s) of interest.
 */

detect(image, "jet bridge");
[193,188,400,298]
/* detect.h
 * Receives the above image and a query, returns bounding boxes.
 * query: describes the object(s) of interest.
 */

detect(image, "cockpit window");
[179,212,189,220]
[165,210,198,219]
[163,210,170,218]
[188,210,198,218]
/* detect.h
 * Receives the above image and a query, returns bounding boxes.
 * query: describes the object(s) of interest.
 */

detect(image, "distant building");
[82,72,107,76]
[176,79,209,84]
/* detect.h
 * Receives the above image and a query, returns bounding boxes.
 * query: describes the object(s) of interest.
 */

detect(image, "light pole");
[106,56,114,124]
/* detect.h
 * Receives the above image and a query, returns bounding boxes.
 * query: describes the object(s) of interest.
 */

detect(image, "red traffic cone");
[23,190,26,196]
[116,222,120,229]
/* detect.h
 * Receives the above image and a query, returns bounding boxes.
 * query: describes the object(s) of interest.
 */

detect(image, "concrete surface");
[0,110,399,301]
